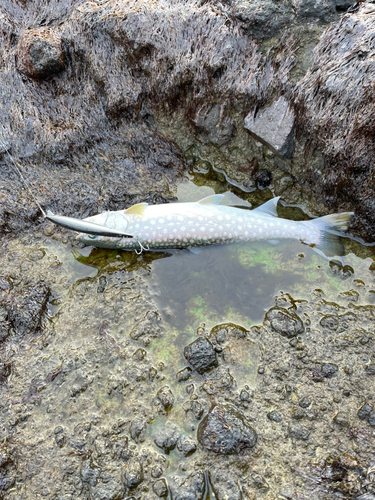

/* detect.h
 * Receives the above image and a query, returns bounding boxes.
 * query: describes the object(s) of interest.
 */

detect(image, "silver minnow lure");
[75,195,353,256]
[46,210,133,238]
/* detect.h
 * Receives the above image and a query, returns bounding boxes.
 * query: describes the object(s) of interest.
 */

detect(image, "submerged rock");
[17,28,65,79]
[154,423,181,453]
[184,337,218,374]
[156,386,175,410]
[169,471,205,500]
[244,97,295,159]
[198,404,257,454]
[153,478,168,497]
[264,307,304,338]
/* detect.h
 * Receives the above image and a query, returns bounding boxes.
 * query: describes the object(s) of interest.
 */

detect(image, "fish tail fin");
[309,212,354,257]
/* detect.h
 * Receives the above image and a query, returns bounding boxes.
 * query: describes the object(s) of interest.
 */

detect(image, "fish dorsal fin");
[124,203,148,216]
[253,197,280,217]
[197,194,225,205]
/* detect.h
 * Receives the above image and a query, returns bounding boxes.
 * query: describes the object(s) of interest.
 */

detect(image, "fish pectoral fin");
[268,239,280,246]
[197,194,225,205]
[188,247,203,254]
[124,203,148,216]
[253,197,280,217]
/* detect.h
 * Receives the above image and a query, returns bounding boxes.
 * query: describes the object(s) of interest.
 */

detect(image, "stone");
[194,105,236,146]
[169,472,205,500]
[365,364,375,376]
[335,0,353,11]
[244,97,295,159]
[176,436,197,457]
[130,418,147,443]
[210,469,242,500]
[320,315,339,331]
[264,307,304,338]
[156,386,175,410]
[267,411,283,423]
[154,423,181,453]
[357,403,373,421]
[153,478,168,497]
[184,337,218,374]
[288,424,310,441]
[334,412,350,427]
[124,460,143,489]
[16,28,65,80]
[198,404,257,454]
[176,367,192,382]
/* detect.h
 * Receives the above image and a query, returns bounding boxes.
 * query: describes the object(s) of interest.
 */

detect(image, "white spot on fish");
[209,227,214,232]
[159,218,164,223]
[200,226,205,232]
[151,220,156,225]
[163,228,167,234]
[181,227,186,231]
[177,216,184,221]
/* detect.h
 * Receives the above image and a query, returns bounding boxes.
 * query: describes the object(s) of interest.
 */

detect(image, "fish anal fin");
[253,197,280,217]
[124,203,148,216]
[197,194,225,205]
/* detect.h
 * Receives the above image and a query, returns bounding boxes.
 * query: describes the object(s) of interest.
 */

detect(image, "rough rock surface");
[264,306,304,338]
[184,337,218,374]
[198,404,257,454]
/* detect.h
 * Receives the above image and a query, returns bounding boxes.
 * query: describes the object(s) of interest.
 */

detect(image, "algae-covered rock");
[264,307,304,338]
[184,337,218,374]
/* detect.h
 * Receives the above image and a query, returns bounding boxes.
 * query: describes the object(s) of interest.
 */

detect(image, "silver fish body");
[76,195,353,256]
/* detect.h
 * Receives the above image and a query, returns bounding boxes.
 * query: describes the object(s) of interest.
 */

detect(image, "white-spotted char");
[76,195,353,256]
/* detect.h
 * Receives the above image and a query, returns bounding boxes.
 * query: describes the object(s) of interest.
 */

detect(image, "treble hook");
[135,239,149,255]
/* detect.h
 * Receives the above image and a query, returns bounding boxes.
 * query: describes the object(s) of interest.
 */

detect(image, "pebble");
[184,337,218,374]
[264,307,304,338]
[153,478,168,497]
[156,386,175,410]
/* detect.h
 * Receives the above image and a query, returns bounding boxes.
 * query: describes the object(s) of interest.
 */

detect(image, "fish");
[46,210,133,238]
[75,195,353,256]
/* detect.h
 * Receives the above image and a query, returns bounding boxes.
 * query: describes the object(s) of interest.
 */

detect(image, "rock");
[299,397,311,408]
[334,412,350,427]
[176,367,192,382]
[368,413,375,427]
[194,105,236,146]
[288,424,310,441]
[124,459,143,489]
[16,28,65,79]
[357,403,373,421]
[198,404,257,454]
[184,337,218,374]
[6,281,51,336]
[210,469,242,500]
[244,97,295,159]
[176,436,197,457]
[365,364,375,376]
[254,169,272,190]
[153,478,168,498]
[154,423,181,453]
[182,400,204,420]
[335,0,353,11]
[311,363,338,382]
[320,315,339,330]
[156,386,175,410]
[267,411,283,423]
[169,471,205,500]
[130,418,147,443]
[264,307,304,338]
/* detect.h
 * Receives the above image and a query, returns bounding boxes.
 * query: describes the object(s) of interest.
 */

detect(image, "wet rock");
[299,397,311,408]
[334,412,350,427]
[264,307,304,338]
[6,281,51,336]
[244,97,295,159]
[288,423,310,441]
[130,418,147,443]
[176,367,192,382]
[335,0,354,11]
[156,386,174,410]
[240,390,249,401]
[184,337,218,374]
[365,364,375,376]
[124,459,143,489]
[55,434,65,447]
[254,169,272,190]
[198,404,257,454]
[320,315,339,330]
[368,413,375,427]
[176,436,197,457]
[182,400,204,420]
[194,105,236,146]
[357,403,373,421]
[153,478,168,497]
[81,460,100,487]
[17,28,65,80]
[154,423,181,453]
[210,469,242,500]
[248,474,269,492]
[311,363,338,382]
[267,411,283,423]
[169,471,205,500]
[130,311,161,340]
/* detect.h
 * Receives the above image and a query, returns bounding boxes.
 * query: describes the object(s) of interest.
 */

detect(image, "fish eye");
[89,235,96,240]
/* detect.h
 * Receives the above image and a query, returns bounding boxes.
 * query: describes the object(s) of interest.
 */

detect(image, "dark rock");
[124,460,143,489]
[288,424,310,441]
[267,411,283,423]
[368,413,375,427]
[198,404,257,454]
[320,315,339,331]
[81,460,100,486]
[312,363,338,382]
[194,105,236,146]
[244,97,295,159]
[335,0,354,11]
[130,418,147,443]
[365,364,375,376]
[264,307,304,338]
[153,478,168,498]
[55,434,65,447]
[254,169,272,190]
[156,386,175,410]
[6,281,51,336]
[176,367,192,382]
[357,403,373,421]
[154,423,181,453]
[182,400,204,420]
[176,436,197,457]
[184,337,218,374]
[169,471,205,500]
[299,397,311,408]
[334,412,350,427]
[210,469,242,500]
[16,28,65,79]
